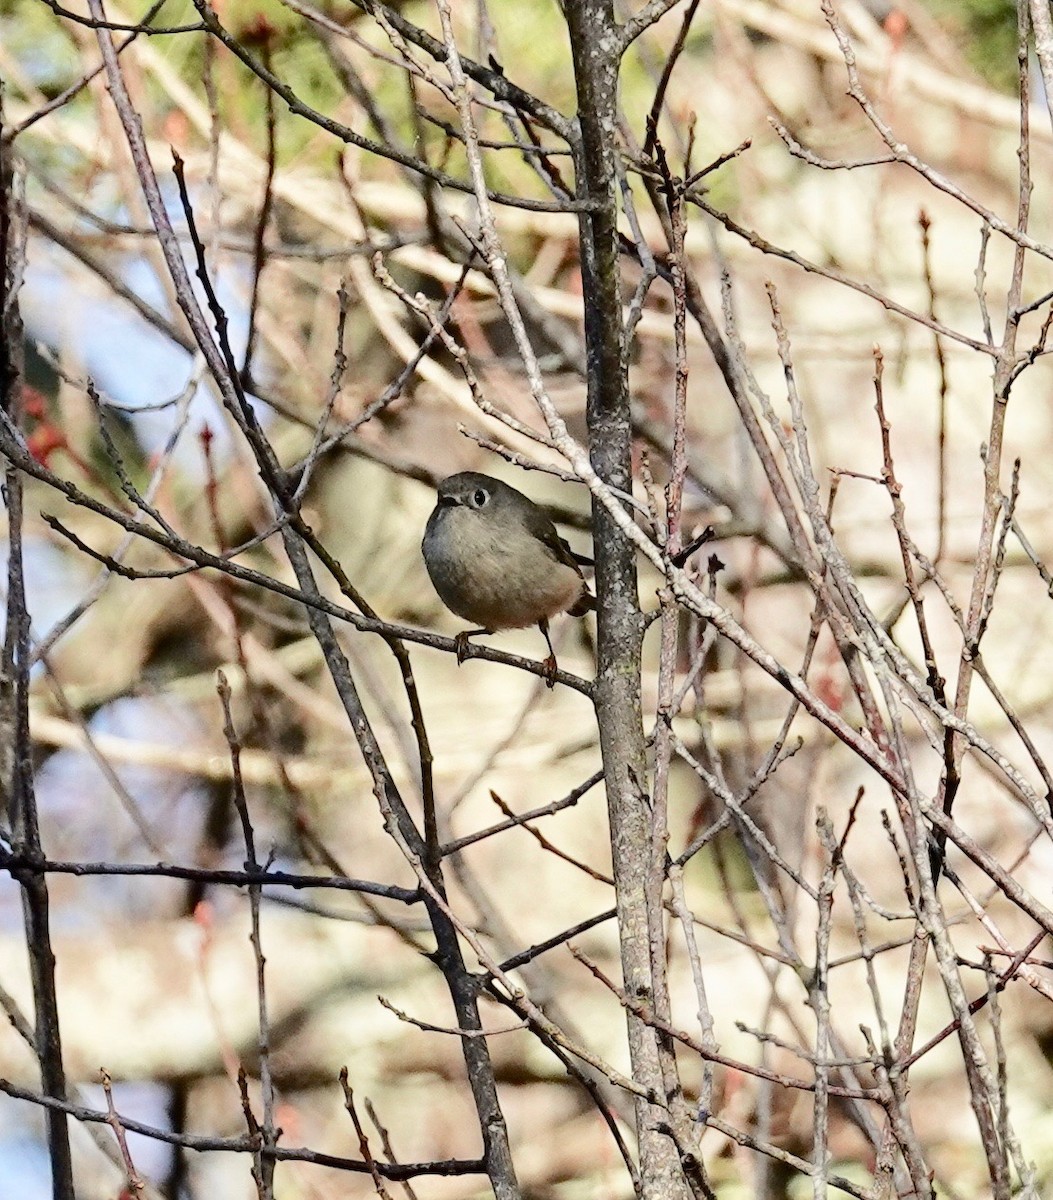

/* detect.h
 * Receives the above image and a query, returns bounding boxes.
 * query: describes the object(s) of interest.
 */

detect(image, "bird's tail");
[569,587,596,616]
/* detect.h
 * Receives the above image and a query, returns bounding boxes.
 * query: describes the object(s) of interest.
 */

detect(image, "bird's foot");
[454,628,489,665]
[454,631,471,664]
[542,653,559,688]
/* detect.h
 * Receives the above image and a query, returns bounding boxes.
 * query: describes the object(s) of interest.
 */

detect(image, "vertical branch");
[939,0,1033,870]
[870,349,954,885]
[1028,0,1053,138]
[565,5,691,1196]
[642,0,702,160]
[0,98,76,1200]
[646,138,714,1198]
[241,24,278,386]
[918,211,950,564]
[219,673,277,1200]
[812,813,839,1199]
[102,1070,146,1198]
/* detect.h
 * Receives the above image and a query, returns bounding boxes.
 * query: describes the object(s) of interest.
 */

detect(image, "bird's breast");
[422,509,585,630]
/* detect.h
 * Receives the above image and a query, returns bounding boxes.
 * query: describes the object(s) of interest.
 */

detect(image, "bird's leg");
[538,617,558,688]
[454,628,490,664]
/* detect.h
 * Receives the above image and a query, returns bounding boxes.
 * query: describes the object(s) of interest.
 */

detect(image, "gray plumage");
[422,473,594,678]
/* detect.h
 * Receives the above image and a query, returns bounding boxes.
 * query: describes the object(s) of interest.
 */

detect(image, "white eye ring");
[472,488,488,506]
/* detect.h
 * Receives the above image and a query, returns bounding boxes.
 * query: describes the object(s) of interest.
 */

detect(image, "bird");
[421,471,594,685]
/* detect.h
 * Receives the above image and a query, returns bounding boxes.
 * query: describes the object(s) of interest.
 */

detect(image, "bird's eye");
[472,488,489,507]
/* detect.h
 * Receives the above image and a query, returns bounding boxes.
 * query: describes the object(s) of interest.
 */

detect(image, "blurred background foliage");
[927,0,1018,89]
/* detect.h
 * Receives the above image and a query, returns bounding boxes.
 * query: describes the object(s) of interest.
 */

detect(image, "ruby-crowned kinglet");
[421,471,594,684]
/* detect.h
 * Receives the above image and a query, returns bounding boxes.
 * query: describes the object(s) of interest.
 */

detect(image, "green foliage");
[923,0,1018,92]
[4,0,738,221]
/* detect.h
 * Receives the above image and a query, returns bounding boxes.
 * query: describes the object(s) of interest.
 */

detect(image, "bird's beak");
[437,493,460,508]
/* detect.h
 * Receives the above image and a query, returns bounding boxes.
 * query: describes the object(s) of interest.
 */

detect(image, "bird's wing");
[525,508,596,616]
[524,507,587,575]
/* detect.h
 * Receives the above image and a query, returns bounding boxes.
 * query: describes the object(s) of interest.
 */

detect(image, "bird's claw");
[542,654,559,688]
[454,631,471,665]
